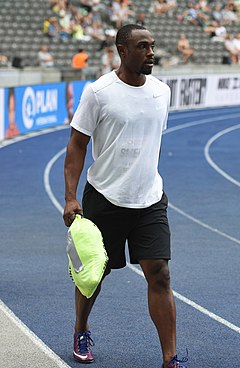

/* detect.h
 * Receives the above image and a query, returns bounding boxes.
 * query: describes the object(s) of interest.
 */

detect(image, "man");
[63,24,188,368]
[38,45,54,68]
[0,53,8,66]
[101,47,120,74]
[177,34,194,64]
[71,48,89,69]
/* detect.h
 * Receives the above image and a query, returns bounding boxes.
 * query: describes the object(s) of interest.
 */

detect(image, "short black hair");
[115,24,147,47]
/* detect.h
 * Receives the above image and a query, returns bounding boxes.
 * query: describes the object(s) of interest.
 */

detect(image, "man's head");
[115,24,155,75]
[40,45,49,52]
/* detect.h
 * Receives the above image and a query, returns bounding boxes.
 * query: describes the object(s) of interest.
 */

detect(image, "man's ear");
[117,44,126,56]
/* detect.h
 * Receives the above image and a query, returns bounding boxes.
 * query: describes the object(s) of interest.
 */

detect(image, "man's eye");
[139,44,155,50]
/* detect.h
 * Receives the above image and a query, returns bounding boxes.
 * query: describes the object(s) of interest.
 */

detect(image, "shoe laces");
[77,331,94,354]
[166,349,188,368]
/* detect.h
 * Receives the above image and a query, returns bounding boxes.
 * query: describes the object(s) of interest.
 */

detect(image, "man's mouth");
[145,59,154,67]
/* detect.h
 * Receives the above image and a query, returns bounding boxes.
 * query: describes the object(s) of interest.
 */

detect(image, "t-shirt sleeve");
[70,84,99,136]
[162,85,171,131]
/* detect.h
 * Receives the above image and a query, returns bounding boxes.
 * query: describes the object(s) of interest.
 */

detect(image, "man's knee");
[141,259,171,291]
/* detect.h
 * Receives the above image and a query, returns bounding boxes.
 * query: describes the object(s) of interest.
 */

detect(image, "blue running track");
[0,106,240,367]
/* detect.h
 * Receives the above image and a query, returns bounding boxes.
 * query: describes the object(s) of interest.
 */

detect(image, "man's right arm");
[63,128,90,227]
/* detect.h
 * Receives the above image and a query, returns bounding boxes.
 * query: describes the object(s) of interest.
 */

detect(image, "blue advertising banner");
[64,80,93,124]
[6,83,67,137]
[72,80,93,111]
[3,80,94,140]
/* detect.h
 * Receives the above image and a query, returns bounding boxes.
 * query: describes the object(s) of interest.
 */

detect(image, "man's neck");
[115,69,146,87]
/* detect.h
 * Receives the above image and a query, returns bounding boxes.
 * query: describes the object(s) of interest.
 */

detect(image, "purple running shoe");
[73,331,94,363]
[162,351,188,368]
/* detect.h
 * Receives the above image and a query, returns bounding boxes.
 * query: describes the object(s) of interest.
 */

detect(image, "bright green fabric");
[67,215,108,298]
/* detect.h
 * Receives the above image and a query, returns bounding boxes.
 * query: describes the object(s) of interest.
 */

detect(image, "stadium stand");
[0,0,239,78]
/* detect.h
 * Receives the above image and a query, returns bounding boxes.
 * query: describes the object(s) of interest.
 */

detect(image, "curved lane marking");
[164,112,240,134]
[168,203,240,245]
[204,124,240,188]
[44,147,66,215]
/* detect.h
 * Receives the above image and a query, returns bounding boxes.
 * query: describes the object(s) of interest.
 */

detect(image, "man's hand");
[63,199,83,227]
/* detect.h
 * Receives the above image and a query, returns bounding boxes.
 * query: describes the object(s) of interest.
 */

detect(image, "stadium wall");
[1,72,240,142]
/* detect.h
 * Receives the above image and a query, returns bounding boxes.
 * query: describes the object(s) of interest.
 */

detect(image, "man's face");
[122,29,155,75]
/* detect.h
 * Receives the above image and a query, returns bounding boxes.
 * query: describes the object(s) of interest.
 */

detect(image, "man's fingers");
[63,212,76,227]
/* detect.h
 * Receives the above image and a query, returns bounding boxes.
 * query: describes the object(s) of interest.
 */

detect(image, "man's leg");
[139,259,176,367]
[73,285,101,363]
[75,268,111,332]
[73,269,111,363]
[75,283,101,332]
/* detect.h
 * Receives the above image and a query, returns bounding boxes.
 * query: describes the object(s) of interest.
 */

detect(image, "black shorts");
[82,182,171,269]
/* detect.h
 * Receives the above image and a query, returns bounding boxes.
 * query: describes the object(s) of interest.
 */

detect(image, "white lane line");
[0,300,72,368]
[164,112,240,135]
[0,125,69,148]
[44,147,66,215]
[168,203,240,246]
[126,263,240,334]
[168,107,237,120]
[204,124,240,188]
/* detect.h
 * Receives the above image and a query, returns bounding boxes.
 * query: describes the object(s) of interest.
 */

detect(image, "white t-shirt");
[38,51,54,67]
[233,37,240,51]
[71,71,170,208]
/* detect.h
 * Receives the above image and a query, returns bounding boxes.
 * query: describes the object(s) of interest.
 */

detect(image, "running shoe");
[73,331,94,363]
[162,351,188,368]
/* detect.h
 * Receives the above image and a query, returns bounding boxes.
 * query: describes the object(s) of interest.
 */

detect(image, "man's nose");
[147,46,154,56]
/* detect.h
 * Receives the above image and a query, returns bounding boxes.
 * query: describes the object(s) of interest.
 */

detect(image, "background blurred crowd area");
[0,0,240,71]
[43,0,240,43]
